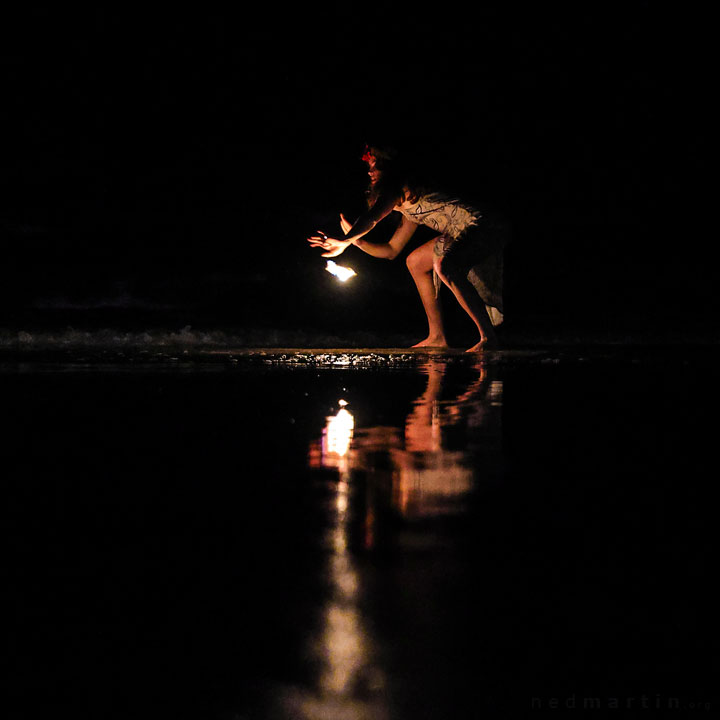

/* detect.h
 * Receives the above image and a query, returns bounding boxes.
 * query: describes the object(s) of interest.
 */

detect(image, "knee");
[406,249,425,275]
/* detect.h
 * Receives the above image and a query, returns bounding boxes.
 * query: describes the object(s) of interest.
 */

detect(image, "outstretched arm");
[354,214,418,259]
[308,193,399,258]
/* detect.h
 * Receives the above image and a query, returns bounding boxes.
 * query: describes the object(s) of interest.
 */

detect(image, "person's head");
[361,142,421,206]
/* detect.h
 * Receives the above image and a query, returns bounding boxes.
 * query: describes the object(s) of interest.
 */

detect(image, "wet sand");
[4,344,717,718]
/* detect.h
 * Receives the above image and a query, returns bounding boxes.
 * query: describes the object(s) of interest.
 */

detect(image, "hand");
[339,213,353,235]
[307,231,352,258]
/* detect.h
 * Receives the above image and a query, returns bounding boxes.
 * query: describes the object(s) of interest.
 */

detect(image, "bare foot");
[465,337,499,353]
[412,336,449,349]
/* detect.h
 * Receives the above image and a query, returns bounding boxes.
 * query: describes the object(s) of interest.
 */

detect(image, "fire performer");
[308,144,507,351]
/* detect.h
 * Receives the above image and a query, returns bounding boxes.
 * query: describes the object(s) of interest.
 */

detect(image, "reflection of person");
[307,358,494,521]
[367,358,492,518]
[402,359,489,452]
[308,144,507,351]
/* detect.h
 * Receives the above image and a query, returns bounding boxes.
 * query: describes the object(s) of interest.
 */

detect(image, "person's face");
[366,154,381,185]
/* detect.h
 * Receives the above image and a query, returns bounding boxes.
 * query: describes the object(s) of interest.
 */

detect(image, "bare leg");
[406,240,448,348]
[434,258,498,352]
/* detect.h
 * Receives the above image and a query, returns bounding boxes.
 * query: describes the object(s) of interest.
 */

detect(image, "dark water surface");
[5,346,717,718]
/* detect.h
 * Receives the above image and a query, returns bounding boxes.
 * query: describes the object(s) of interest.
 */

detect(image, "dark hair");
[363,143,425,208]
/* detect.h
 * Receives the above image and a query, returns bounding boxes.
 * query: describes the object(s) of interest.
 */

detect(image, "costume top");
[395,193,482,239]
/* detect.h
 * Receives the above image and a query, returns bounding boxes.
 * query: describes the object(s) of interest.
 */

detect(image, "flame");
[325,405,354,460]
[307,401,355,471]
[325,260,357,282]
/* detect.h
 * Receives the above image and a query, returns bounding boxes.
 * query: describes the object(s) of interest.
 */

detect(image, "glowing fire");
[325,260,357,282]
[324,402,355,460]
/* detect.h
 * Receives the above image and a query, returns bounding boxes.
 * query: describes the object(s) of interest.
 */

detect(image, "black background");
[3,7,717,716]
[1,3,713,342]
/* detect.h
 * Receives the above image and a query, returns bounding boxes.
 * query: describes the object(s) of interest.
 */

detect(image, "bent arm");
[342,193,399,244]
[353,213,418,259]
[308,192,407,258]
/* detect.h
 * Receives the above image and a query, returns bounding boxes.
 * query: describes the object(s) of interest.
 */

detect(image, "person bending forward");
[308,145,506,352]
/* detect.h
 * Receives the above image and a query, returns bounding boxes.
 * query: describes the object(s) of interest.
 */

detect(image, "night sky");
[1,3,713,342]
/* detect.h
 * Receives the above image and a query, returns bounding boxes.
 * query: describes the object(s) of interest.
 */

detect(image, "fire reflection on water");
[295,399,387,719]
[320,399,354,472]
[292,358,501,717]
